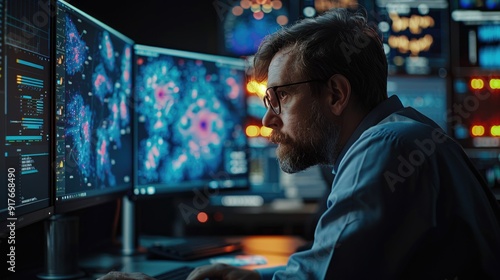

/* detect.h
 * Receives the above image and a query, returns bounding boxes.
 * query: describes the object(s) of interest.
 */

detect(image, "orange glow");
[388,34,433,56]
[277,15,288,25]
[314,0,358,11]
[489,78,500,90]
[241,0,251,9]
[246,80,267,97]
[246,125,260,137]
[232,6,244,16]
[253,10,264,20]
[246,80,259,93]
[260,126,273,137]
[470,78,485,90]
[390,13,435,34]
[197,212,208,223]
[242,236,305,257]
[272,0,283,9]
[471,125,485,137]
[491,125,500,137]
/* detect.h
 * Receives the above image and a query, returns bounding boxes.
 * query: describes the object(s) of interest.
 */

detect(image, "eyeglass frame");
[263,79,324,115]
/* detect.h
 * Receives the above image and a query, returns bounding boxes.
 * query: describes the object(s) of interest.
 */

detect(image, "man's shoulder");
[363,109,445,141]
[352,111,452,157]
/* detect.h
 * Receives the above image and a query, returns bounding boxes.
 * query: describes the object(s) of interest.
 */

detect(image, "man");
[101,7,500,280]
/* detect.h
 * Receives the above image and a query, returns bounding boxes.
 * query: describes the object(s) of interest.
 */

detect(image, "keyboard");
[153,266,194,280]
[147,237,243,261]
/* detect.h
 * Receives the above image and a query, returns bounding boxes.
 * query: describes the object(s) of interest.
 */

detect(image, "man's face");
[262,49,341,173]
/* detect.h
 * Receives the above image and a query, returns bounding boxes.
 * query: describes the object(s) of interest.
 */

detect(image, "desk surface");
[79,235,306,279]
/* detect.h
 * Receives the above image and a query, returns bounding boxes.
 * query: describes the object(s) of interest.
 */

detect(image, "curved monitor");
[54,0,134,213]
[0,0,54,234]
[133,45,249,198]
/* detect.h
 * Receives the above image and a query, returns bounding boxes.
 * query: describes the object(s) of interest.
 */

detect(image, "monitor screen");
[133,45,249,197]
[54,0,134,213]
[450,7,500,69]
[387,76,447,131]
[0,0,54,234]
[449,2,500,149]
[375,0,449,75]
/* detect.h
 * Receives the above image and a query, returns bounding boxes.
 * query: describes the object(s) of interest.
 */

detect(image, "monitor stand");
[38,196,136,279]
[121,195,137,255]
[37,214,85,279]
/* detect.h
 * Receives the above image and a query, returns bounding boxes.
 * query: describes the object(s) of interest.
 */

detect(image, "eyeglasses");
[263,79,323,115]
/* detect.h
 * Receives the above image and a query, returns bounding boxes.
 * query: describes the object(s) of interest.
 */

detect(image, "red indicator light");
[197,212,208,223]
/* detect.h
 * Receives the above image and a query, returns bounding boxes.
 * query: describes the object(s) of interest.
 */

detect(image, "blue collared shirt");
[258,96,500,279]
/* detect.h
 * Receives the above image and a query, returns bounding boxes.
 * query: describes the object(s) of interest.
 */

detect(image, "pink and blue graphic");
[121,46,132,85]
[92,63,113,102]
[100,31,116,71]
[135,52,247,187]
[65,14,88,75]
[61,11,133,189]
[96,128,116,187]
[136,59,181,137]
[106,94,123,148]
[119,46,132,127]
[66,94,94,178]
[139,135,168,182]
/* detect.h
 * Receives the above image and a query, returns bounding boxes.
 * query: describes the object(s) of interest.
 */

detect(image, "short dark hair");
[253,8,388,112]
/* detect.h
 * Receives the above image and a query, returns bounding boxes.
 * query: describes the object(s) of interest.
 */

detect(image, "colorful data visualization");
[134,46,248,193]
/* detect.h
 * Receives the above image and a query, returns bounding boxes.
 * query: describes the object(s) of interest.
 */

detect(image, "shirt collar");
[332,95,404,175]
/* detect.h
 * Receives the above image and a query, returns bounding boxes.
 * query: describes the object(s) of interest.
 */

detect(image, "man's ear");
[326,74,351,116]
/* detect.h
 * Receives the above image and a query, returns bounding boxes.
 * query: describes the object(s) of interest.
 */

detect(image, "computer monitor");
[53,0,134,213]
[133,45,249,198]
[0,0,54,236]
[449,2,500,150]
[387,75,448,131]
[448,1,500,198]
[36,1,134,278]
[374,0,450,76]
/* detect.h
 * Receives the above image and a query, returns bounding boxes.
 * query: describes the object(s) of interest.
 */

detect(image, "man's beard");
[270,102,340,173]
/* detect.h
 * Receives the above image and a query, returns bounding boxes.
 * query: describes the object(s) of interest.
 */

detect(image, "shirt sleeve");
[272,124,441,279]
